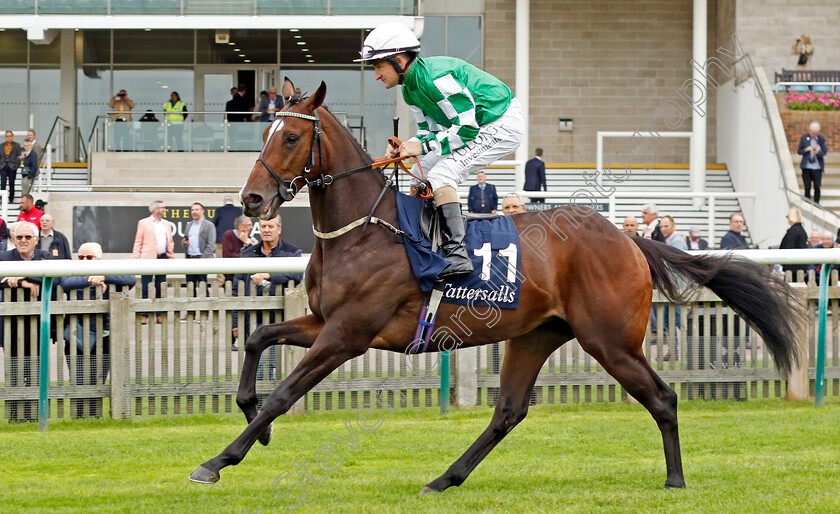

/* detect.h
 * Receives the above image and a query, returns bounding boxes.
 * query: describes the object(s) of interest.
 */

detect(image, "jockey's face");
[373,60,400,89]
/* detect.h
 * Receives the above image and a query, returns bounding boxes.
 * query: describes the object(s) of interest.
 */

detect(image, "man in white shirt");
[641,203,665,242]
[258,88,281,122]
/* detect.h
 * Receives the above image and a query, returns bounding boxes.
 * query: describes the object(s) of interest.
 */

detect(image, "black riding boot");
[437,202,474,280]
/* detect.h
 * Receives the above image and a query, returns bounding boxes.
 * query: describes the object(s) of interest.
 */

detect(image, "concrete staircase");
[445,165,751,248]
[1,164,89,219]
[801,154,840,210]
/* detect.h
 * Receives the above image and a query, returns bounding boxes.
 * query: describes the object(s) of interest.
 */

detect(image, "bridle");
[256,108,373,202]
[256,101,426,241]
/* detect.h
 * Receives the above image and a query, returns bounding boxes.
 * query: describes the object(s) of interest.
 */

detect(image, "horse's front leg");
[236,314,324,431]
[190,325,368,484]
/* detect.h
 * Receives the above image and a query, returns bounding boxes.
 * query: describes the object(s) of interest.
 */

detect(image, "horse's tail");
[631,236,805,374]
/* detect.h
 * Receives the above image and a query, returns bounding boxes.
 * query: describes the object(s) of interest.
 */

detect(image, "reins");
[259,111,423,201]
[257,105,425,242]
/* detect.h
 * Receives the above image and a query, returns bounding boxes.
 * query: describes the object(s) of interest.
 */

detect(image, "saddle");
[407,197,512,354]
[418,199,500,252]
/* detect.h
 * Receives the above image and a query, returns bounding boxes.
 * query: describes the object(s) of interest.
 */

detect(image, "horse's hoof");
[188,465,220,484]
[258,422,273,446]
[418,486,441,495]
[664,480,686,489]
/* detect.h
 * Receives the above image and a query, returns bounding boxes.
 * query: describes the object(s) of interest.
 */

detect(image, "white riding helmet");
[354,22,421,63]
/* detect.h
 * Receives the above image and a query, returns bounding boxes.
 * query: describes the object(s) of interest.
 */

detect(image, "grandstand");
[453,164,751,246]
[0,0,838,255]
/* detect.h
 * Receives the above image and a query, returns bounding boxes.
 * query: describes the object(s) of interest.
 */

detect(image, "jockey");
[356,22,525,280]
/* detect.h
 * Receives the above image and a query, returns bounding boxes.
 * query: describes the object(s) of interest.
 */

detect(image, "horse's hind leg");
[236,314,323,443]
[576,328,685,489]
[422,327,566,493]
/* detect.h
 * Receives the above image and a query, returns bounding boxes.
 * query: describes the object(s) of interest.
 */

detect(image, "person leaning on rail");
[230,215,303,363]
[57,242,135,418]
[0,221,50,422]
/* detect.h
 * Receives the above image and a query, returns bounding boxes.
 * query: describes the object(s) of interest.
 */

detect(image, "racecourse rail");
[2,249,839,431]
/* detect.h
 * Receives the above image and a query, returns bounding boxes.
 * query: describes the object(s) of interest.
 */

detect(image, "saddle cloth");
[395,192,522,308]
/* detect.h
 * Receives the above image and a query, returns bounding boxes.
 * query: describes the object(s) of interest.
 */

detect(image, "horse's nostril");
[245,194,263,207]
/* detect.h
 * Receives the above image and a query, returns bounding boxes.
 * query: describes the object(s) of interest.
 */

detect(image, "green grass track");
[1,400,838,513]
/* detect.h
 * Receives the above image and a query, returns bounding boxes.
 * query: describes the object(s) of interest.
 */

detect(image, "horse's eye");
[286,134,299,144]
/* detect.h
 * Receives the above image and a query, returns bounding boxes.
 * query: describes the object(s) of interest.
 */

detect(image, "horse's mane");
[283,90,380,180]
[314,103,375,167]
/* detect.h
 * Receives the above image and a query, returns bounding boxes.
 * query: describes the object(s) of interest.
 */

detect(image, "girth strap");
[312,215,422,244]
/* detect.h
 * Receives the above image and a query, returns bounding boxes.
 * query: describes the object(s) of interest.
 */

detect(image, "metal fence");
[1,270,837,422]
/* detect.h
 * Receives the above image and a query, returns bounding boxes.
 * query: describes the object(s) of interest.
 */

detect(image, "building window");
[421,15,483,67]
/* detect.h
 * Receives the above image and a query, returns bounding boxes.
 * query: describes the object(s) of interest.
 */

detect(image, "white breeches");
[410,97,525,192]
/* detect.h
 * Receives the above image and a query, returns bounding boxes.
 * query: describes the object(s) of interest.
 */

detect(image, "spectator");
[58,242,134,418]
[660,216,687,251]
[820,230,834,249]
[622,216,639,237]
[658,216,685,361]
[523,148,546,203]
[798,121,827,204]
[109,89,135,122]
[1,130,22,204]
[720,213,748,249]
[133,200,174,324]
[792,35,814,71]
[0,221,49,421]
[222,215,257,284]
[640,203,665,242]
[780,207,809,280]
[239,84,255,113]
[809,229,821,248]
[39,213,71,259]
[809,230,835,284]
[258,87,281,122]
[139,110,159,122]
[108,89,135,151]
[685,226,708,250]
[164,91,188,152]
[227,84,254,122]
[183,202,216,296]
[225,87,243,122]
[16,194,43,226]
[467,172,498,214]
[19,139,39,197]
[26,129,43,162]
[213,195,243,255]
[231,215,303,362]
[501,193,527,215]
[0,216,9,250]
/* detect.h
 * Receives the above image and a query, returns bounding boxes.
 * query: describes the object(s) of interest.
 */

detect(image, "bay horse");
[190,79,804,492]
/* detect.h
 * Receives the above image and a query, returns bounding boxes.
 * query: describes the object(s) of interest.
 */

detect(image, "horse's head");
[241,77,328,219]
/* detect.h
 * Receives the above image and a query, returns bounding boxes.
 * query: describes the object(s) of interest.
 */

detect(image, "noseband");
[257,108,374,202]
[257,110,326,202]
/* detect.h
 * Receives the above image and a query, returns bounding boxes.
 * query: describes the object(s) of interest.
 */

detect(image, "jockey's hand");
[398,140,422,158]
[385,143,399,159]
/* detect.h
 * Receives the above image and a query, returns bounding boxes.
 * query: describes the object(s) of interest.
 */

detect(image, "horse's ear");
[281,78,295,105]
[310,81,327,110]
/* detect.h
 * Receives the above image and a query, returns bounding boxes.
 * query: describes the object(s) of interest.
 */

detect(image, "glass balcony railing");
[1,0,416,15]
[92,110,362,153]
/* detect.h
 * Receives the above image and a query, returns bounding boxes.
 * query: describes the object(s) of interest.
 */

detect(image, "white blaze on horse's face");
[267,119,285,141]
